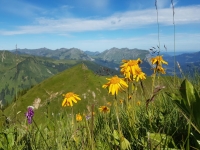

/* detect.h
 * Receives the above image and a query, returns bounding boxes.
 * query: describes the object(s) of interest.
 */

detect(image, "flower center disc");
[103,107,108,111]
[128,61,137,66]
[110,77,120,84]
[65,92,73,98]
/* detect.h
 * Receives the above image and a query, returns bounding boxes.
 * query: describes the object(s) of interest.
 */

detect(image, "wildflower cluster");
[120,58,146,81]
[58,57,168,122]
[76,113,82,122]
[102,58,146,96]
[150,55,168,74]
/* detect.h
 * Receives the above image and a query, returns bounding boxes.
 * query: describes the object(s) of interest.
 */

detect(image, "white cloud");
[1,32,199,52]
[67,33,200,52]
[0,5,200,35]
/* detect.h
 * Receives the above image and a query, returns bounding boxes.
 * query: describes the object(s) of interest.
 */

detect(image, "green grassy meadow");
[1,58,200,149]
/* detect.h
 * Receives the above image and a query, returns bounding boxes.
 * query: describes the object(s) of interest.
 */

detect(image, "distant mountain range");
[10,47,152,73]
[9,47,200,75]
[11,47,149,61]
[0,47,199,106]
[162,51,200,76]
[11,47,92,60]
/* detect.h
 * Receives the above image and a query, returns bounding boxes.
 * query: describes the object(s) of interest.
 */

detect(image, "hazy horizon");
[1,47,199,54]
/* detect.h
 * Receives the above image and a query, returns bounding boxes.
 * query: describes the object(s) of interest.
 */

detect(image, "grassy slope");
[4,63,115,124]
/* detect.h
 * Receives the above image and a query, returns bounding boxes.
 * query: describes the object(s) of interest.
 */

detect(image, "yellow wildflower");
[119,99,124,104]
[133,67,146,82]
[99,106,110,113]
[107,102,112,106]
[76,113,82,122]
[62,92,81,107]
[120,59,142,80]
[153,65,166,74]
[151,56,168,65]
[102,75,128,95]
[137,101,141,106]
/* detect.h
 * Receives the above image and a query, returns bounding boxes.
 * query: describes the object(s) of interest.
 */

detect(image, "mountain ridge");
[0,51,117,106]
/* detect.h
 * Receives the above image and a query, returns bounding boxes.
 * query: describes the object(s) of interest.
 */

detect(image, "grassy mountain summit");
[4,63,114,123]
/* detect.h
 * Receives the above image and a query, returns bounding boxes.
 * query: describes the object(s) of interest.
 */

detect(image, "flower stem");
[32,119,50,149]
[115,93,122,149]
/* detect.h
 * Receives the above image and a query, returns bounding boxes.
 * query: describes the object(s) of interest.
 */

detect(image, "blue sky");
[0,0,200,52]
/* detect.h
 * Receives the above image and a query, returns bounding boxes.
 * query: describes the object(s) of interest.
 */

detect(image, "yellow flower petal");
[61,92,81,107]
[102,75,128,95]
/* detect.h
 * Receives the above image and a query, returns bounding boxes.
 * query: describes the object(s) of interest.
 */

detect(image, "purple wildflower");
[25,106,34,124]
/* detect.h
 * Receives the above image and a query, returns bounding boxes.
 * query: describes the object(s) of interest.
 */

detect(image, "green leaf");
[114,139,119,146]
[0,133,7,149]
[7,132,14,148]
[180,79,196,108]
[172,100,190,117]
[166,79,200,133]
[180,79,200,130]
[113,130,119,140]
[191,89,200,129]
[147,133,177,148]
[121,137,131,150]
[166,92,190,117]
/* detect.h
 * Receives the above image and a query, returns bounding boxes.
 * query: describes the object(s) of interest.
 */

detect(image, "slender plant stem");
[33,119,50,149]
[155,0,160,51]
[181,112,200,135]
[171,0,176,86]
[90,104,94,150]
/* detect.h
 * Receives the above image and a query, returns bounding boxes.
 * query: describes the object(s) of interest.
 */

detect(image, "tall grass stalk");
[155,0,160,51]
[171,0,176,86]
[90,104,94,150]
[33,119,50,149]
